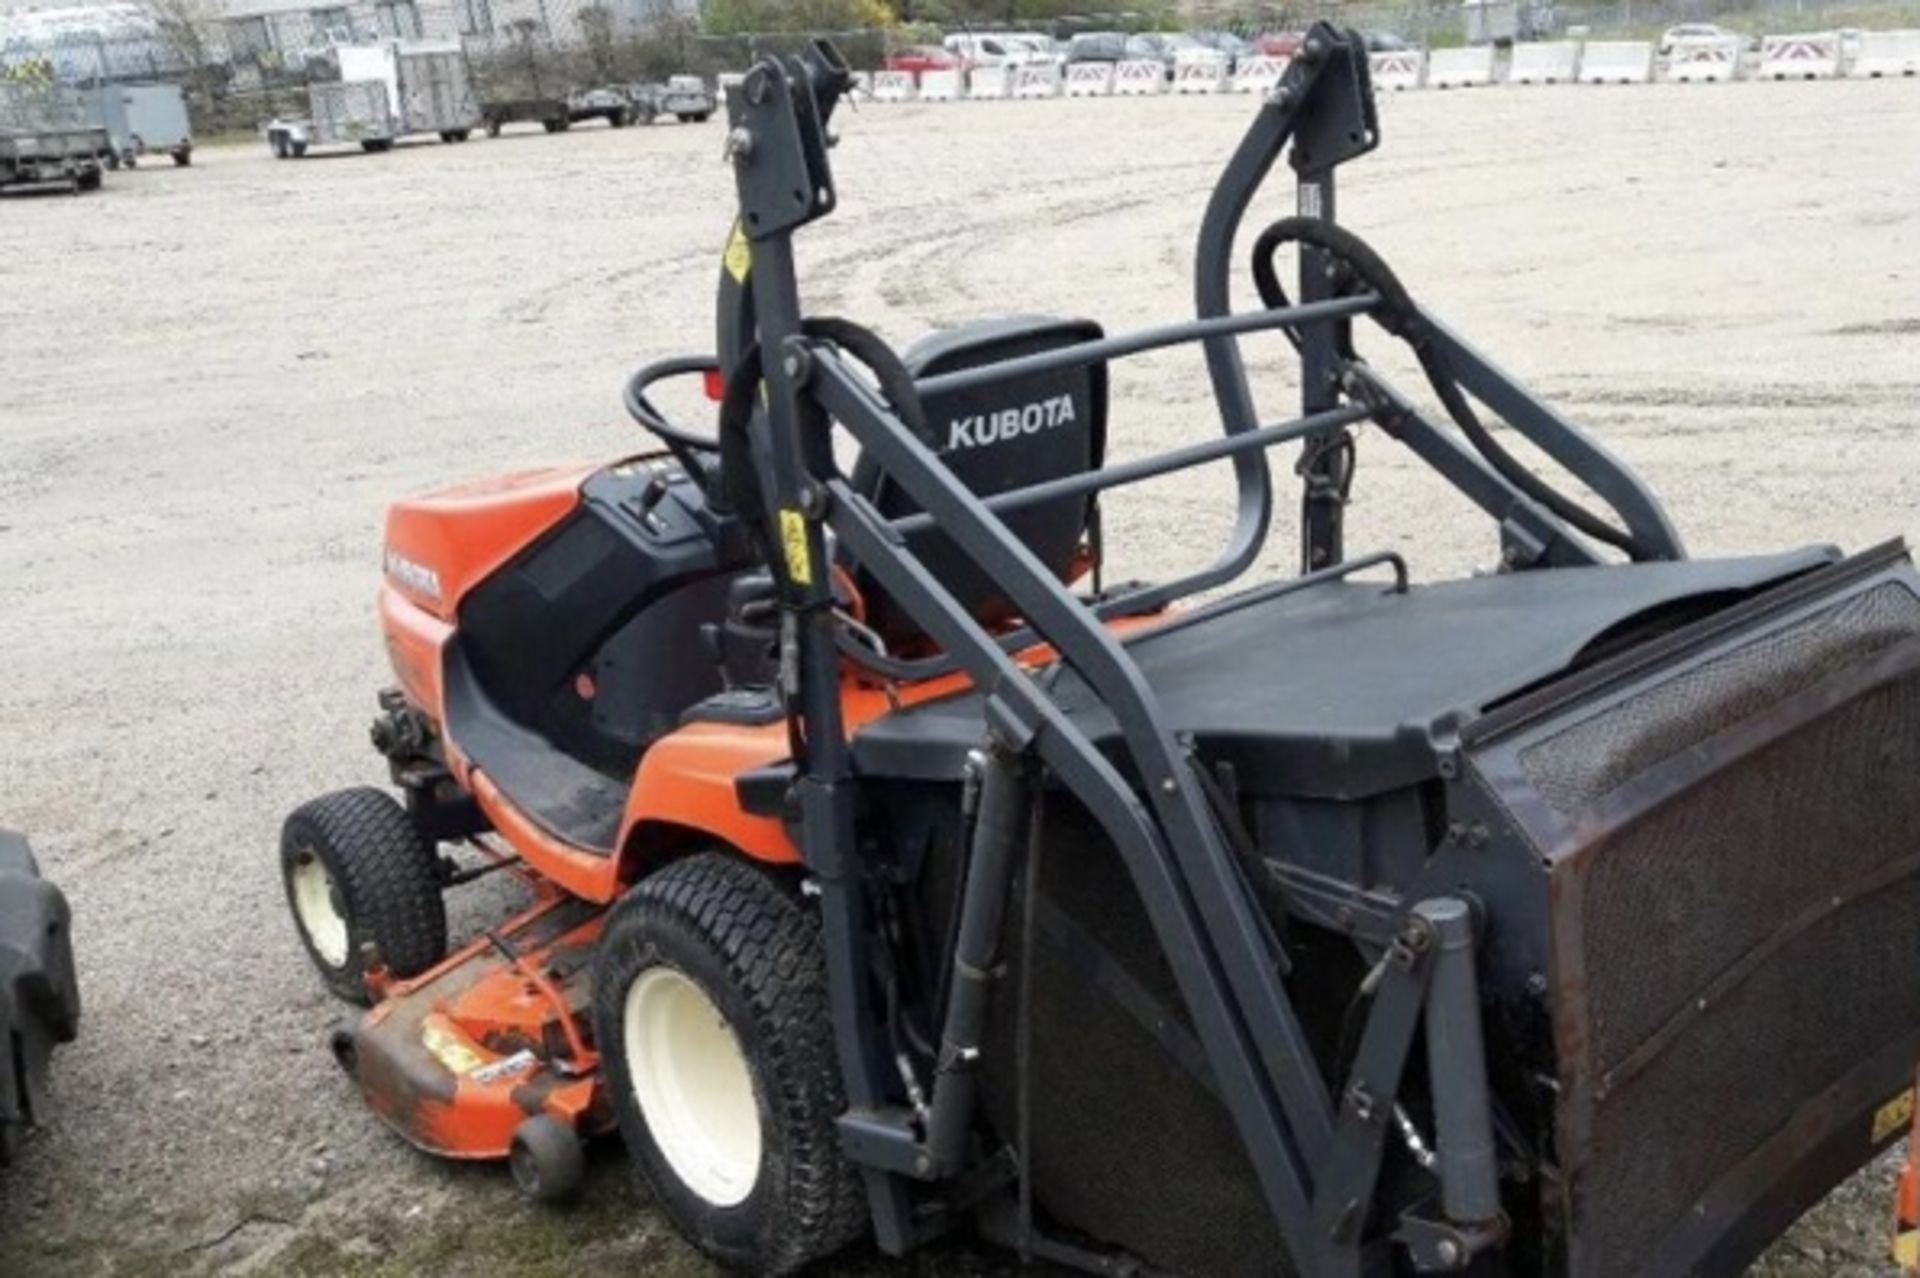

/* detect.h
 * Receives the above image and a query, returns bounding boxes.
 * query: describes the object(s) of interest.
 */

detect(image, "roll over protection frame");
[714,27,1680,1272]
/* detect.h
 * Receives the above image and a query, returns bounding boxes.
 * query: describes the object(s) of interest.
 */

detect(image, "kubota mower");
[282,27,1920,1276]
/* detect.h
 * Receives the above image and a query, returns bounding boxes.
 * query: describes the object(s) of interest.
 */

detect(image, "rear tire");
[592,853,865,1274]
[280,787,447,1004]
[172,146,191,166]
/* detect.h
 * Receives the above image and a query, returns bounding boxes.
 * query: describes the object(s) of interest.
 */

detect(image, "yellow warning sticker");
[422,1021,484,1077]
[723,220,752,284]
[1896,1227,1919,1269]
[779,508,813,586]
[1876,1087,1916,1143]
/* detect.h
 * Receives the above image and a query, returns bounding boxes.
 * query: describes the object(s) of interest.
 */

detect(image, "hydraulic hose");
[1251,217,1643,558]
[715,315,931,583]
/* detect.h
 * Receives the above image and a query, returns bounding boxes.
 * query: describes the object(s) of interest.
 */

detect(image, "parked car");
[943,33,1045,68]
[1254,31,1308,58]
[1002,33,1065,66]
[884,45,967,76]
[1126,31,1207,74]
[624,76,714,124]
[1191,30,1255,68]
[1065,31,1130,64]
[1658,21,1737,53]
[1363,30,1412,52]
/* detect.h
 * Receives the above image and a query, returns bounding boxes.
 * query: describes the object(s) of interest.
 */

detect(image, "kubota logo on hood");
[384,547,443,601]
[945,393,1077,453]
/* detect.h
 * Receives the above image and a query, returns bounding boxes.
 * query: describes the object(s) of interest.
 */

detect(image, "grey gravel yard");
[0,78,1916,1275]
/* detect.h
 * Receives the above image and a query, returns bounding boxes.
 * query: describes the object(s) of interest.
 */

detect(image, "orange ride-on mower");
[282,28,1920,1277]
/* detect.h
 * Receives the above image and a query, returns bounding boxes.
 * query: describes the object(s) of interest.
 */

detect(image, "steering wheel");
[623,355,725,482]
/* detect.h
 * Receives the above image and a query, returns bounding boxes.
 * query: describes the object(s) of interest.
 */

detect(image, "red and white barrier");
[1112,59,1167,95]
[1232,54,1290,94]
[1013,62,1063,98]
[1850,28,1920,76]
[1666,35,1744,82]
[1427,45,1495,88]
[919,69,962,101]
[967,66,1009,99]
[871,70,917,102]
[1369,49,1424,91]
[1509,40,1579,84]
[1173,55,1230,94]
[1759,31,1844,79]
[1578,40,1654,83]
[1065,62,1114,96]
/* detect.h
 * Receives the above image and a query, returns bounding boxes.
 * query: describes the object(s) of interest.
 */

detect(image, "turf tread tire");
[281,787,447,1004]
[593,853,865,1274]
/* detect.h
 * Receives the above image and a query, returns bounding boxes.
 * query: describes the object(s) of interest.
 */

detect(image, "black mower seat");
[850,548,1835,801]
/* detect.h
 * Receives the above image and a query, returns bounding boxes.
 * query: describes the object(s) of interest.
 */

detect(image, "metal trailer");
[85,82,193,170]
[267,79,393,157]
[479,97,569,136]
[0,83,107,193]
[267,41,479,157]
[338,41,479,142]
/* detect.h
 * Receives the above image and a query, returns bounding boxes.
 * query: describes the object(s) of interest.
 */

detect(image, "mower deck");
[343,893,609,1160]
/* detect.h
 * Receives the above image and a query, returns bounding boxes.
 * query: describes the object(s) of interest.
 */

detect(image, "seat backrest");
[849,316,1108,649]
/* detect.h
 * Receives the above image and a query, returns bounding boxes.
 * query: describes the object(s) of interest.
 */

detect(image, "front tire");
[280,788,447,1003]
[593,853,865,1274]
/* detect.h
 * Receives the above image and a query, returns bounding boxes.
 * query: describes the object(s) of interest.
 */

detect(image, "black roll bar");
[914,294,1379,399]
[888,402,1373,538]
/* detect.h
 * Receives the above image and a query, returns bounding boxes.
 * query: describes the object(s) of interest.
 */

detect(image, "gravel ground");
[1,79,1916,1276]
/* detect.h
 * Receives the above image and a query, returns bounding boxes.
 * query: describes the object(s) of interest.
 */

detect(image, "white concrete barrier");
[1013,62,1063,98]
[1509,40,1579,84]
[1666,36,1744,82]
[717,71,747,98]
[1427,45,1496,88]
[1578,40,1654,83]
[1850,28,1920,76]
[1064,62,1114,96]
[1112,59,1167,95]
[871,70,917,102]
[846,71,870,99]
[967,66,1009,99]
[1759,31,1844,79]
[1173,56,1230,94]
[1369,49,1425,90]
[919,68,962,101]
[1232,54,1289,94]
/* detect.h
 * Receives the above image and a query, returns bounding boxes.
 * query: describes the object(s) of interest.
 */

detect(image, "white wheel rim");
[625,965,762,1207]
[290,848,350,968]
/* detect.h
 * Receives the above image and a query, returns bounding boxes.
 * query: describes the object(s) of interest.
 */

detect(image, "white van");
[942,33,1046,68]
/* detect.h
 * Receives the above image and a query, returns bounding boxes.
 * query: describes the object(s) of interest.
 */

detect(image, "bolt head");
[1436,1238,1463,1267]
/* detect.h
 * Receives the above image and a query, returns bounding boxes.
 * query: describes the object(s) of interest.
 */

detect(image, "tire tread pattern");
[282,787,447,1000]
[597,853,866,1274]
